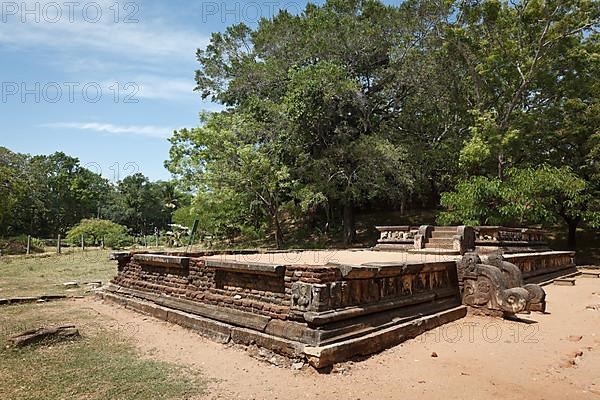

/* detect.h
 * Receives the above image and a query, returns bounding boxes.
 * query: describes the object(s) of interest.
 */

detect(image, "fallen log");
[8,325,80,347]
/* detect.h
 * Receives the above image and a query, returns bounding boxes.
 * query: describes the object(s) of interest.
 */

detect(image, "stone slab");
[304,305,467,368]
[407,248,461,255]
[166,309,231,343]
[105,284,271,331]
[230,326,304,358]
[264,319,320,346]
[554,277,577,286]
[100,290,467,368]
[204,260,285,276]
[133,254,190,268]
[579,270,600,278]
[109,251,132,261]
[155,295,271,332]
[101,292,232,343]
[303,292,437,325]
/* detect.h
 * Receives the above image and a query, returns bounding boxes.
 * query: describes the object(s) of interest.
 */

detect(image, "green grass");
[0,302,206,400]
[0,249,116,298]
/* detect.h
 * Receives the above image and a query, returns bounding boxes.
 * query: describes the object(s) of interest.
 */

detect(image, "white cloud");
[42,122,176,139]
[96,76,196,101]
[0,0,208,65]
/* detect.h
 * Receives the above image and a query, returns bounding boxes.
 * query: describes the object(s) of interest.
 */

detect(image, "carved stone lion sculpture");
[457,253,546,316]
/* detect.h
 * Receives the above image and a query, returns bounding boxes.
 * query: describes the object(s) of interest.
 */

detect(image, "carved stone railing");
[475,226,547,245]
[501,251,576,282]
[374,225,418,250]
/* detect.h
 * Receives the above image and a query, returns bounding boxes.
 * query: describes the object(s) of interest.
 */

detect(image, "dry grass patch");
[0,249,115,298]
[0,301,206,400]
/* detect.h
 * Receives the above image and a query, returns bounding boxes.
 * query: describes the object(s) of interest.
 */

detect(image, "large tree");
[451,0,600,179]
[0,149,111,237]
[105,173,172,235]
[167,113,295,248]
[192,0,458,244]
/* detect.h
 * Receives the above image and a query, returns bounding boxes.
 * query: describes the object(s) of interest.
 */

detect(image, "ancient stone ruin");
[375,225,555,255]
[100,225,576,368]
[457,253,546,316]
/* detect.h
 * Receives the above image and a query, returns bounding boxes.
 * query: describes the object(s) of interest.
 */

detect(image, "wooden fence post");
[81,234,85,251]
[57,234,61,255]
[26,235,31,255]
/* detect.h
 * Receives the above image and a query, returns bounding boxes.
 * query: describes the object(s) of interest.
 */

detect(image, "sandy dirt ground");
[80,278,600,400]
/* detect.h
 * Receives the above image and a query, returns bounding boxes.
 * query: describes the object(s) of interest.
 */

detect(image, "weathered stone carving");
[475,226,547,243]
[453,225,475,254]
[457,253,546,316]
[374,226,418,250]
[291,282,330,312]
[414,225,433,249]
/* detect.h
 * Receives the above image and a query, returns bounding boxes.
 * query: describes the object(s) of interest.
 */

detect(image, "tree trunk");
[567,219,579,250]
[273,212,284,250]
[343,202,356,246]
[400,196,406,216]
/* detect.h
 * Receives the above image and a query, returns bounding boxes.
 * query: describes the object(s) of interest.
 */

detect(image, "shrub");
[66,219,131,249]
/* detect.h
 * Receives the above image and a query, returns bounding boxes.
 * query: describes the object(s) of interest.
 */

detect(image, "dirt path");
[80,278,600,400]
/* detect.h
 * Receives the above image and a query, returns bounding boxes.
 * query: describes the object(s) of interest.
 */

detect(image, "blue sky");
[0,0,319,181]
[1,0,403,181]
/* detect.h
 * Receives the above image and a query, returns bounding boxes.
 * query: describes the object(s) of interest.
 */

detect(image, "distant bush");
[172,206,196,229]
[0,235,44,255]
[66,219,131,249]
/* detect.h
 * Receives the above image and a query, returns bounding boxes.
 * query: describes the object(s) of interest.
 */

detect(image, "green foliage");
[502,166,599,226]
[438,176,503,225]
[190,0,460,243]
[104,174,164,235]
[171,205,196,230]
[66,219,130,248]
[451,0,600,177]
[439,166,600,245]
[167,112,293,247]
[0,148,111,237]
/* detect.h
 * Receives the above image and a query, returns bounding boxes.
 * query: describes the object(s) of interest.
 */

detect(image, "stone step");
[427,238,454,246]
[554,277,576,286]
[430,231,455,239]
[580,270,600,278]
[424,242,454,250]
[432,226,458,233]
[407,248,461,256]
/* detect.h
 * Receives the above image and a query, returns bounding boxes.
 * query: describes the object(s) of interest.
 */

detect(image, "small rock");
[233,295,242,300]
[568,335,583,342]
[431,352,438,358]
[332,365,347,374]
[291,362,304,370]
[258,348,269,358]
[62,281,79,288]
